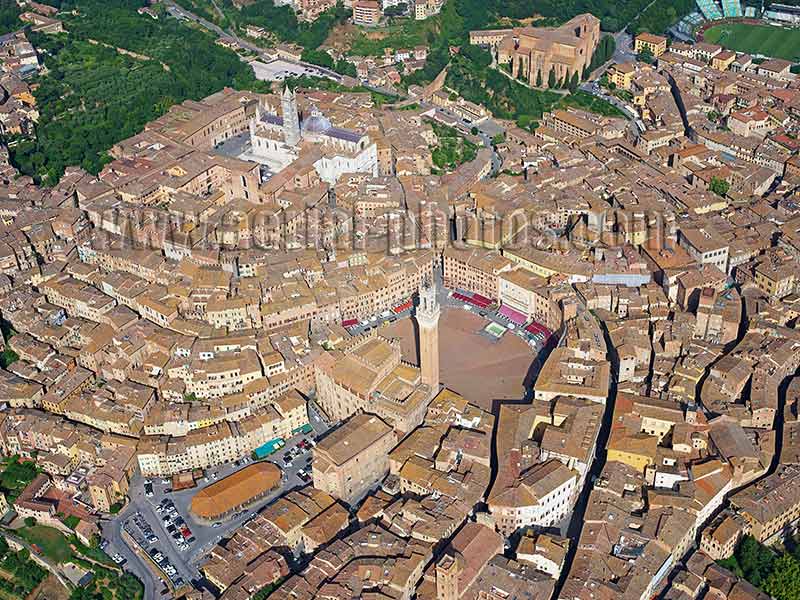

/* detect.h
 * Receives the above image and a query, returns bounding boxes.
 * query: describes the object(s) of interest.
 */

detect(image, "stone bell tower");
[416,276,441,396]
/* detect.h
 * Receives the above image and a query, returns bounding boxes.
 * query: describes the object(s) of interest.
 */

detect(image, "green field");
[703,22,800,62]
[16,526,73,564]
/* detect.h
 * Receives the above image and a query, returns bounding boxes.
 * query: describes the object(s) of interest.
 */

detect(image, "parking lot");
[120,507,190,589]
[251,59,338,82]
[343,301,414,336]
[104,401,331,593]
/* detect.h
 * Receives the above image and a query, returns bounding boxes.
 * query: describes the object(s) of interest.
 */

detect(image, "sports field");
[703,22,800,61]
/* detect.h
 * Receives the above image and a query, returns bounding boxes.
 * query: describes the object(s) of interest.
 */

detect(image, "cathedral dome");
[301,106,332,134]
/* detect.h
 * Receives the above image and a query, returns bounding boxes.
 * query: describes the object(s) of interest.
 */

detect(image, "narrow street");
[553,310,618,599]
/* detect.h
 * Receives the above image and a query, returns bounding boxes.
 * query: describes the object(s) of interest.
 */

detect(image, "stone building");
[471,14,600,89]
[311,413,396,505]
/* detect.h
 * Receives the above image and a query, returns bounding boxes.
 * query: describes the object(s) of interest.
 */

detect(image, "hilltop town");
[0,0,800,599]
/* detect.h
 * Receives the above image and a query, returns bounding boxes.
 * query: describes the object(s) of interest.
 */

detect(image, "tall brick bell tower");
[416,276,441,398]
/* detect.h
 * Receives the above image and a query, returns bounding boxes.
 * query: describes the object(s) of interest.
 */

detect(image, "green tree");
[548,69,556,89]
[0,1,20,35]
[383,3,406,16]
[709,176,730,198]
[738,535,774,587]
[629,0,694,36]
[765,554,800,600]
[0,348,17,369]
[638,46,654,64]
[535,69,542,87]
[334,59,357,77]
[568,71,579,92]
[301,49,334,69]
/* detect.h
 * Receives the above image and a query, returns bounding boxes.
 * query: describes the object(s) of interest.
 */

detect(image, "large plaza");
[381,306,538,411]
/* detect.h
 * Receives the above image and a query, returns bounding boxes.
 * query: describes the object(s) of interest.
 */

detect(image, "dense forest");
[58,0,255,92]
[9,0,263,184]
[237,1,349,50]
[442,0,688,33]
[0,0,20,35]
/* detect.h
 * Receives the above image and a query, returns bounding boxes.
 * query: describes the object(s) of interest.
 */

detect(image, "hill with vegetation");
[8,0,266,185]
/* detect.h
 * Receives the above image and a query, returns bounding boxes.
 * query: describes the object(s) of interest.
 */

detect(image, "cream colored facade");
[634,33,667,58]
[137,410,295,476]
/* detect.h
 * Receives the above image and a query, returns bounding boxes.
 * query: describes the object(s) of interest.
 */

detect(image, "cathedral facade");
[248,86,379,184]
